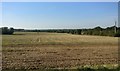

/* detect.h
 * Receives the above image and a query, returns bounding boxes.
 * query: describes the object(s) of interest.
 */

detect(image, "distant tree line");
[81,26,120,37]
[14,29,82,35]
[0,27,14,35]
[1,26,120,37]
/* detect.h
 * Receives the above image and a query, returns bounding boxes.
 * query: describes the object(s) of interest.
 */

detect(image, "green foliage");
[2,26,120,37]
[114,29,120,37]
[1,27,14,35]
[82,26,120,37]
[2,66,120,71]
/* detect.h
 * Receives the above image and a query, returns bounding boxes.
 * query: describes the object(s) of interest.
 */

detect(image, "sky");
[1,2,118,29]
[2,0,120,2]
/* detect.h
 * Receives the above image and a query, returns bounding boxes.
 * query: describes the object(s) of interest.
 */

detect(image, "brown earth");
[2,45,118,69]
[2,32,119,69]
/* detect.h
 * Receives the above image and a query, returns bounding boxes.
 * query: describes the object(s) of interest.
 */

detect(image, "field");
[2,32,119,70]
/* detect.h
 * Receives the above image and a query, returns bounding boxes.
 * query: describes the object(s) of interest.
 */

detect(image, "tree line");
[1,26,120,37]
[81,26,120,37]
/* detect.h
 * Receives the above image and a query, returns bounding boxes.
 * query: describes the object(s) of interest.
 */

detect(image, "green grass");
[2,66,120,71]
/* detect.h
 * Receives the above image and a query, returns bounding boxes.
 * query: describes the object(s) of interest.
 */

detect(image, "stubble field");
[2,32,119,70]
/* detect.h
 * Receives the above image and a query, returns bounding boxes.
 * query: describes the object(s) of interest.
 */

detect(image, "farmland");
[2,32,119,70]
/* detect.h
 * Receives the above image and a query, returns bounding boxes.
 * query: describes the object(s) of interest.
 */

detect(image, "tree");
[1,27,14,35]
[9,27,14,34]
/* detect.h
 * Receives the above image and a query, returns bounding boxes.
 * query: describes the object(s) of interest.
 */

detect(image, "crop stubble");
[2,32,118,69]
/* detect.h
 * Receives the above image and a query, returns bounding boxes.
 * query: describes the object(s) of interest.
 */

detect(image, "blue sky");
[2,2,118,29]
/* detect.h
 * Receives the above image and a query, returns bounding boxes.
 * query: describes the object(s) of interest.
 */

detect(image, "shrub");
[1,27,14,35]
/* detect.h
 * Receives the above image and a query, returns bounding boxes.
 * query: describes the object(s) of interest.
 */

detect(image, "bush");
[1,27,14,35]
[114,32,120,37]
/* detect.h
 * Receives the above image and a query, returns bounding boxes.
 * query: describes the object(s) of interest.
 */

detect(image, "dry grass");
[2,32,118,46]
[2,32,119,69]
